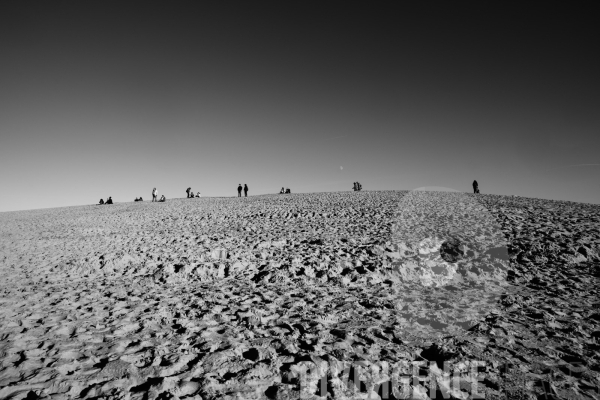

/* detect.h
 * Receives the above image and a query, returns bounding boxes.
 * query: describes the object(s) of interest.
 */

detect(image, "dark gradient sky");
[1,2,598,212]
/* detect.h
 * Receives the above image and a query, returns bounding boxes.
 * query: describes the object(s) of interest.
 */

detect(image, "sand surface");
[1,191,599,400]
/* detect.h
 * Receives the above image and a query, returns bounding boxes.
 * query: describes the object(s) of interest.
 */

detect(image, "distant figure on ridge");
[134,197,139,202]
[152,188,158,202]
[473,180,479,194]
[196,192,201,198]
[186,187,192,198]
[139,197,143,201]
[237,184,242,197]
[106,197,113,205]
[99,198,104,205]
[244,184,248,197]
[285,188,291,194]
[159,195,166,202]
[280,187,285,194]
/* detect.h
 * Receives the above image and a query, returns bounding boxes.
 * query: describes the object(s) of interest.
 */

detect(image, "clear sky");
[1,2,598,212]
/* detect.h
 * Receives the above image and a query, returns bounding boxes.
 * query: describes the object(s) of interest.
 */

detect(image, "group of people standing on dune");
[237,184,249,197]
[151,188,165,202]
[279,187,291,194]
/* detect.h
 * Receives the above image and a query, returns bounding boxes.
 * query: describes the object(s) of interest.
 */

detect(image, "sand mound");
[1,192,599,400]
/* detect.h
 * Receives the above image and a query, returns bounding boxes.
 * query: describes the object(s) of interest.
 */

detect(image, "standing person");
[237,184,242,197]
[152,187,158,202]
[472,180,479,194]
[244,184,248,197]
[186,187,191,198]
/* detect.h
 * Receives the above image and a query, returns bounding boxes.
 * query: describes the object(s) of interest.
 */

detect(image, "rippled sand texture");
[1,191,599,400]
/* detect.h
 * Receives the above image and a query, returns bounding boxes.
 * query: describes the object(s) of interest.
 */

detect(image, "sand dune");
[1,191,599,399]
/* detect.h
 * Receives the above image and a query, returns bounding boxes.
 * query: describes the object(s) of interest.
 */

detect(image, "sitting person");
[280,187,285,194]
[106,197,113,204]
[285,188,291,194]
[134,197,139,202]
[139,197,143,201]
[196,192,201,197]
[99,198,104,205]
[159,195,166,202]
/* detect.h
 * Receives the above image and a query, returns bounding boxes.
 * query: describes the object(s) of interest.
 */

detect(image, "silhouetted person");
[139,197,143,201]
[106,197,113,205]
[353,182,357,191]
[159,195,166,202]
[280,187,285,194]
[237,184,242,197]
[285,188,291,194]
[244,184,248,197]
[134,197,138,202]
[99,198,104,205]
[473,180,479,194]
[152,188,157,202]
[196,192,201,198]
[358,182,362,191]
[186,187,192,198]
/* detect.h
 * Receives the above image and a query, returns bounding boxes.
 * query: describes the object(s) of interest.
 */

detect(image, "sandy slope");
[0,191,599,400]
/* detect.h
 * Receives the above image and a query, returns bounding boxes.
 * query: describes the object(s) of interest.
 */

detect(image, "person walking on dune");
[237,184,242,197]
[244,184,248,197]
[152,187,158,202]
[472,180,479,194]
